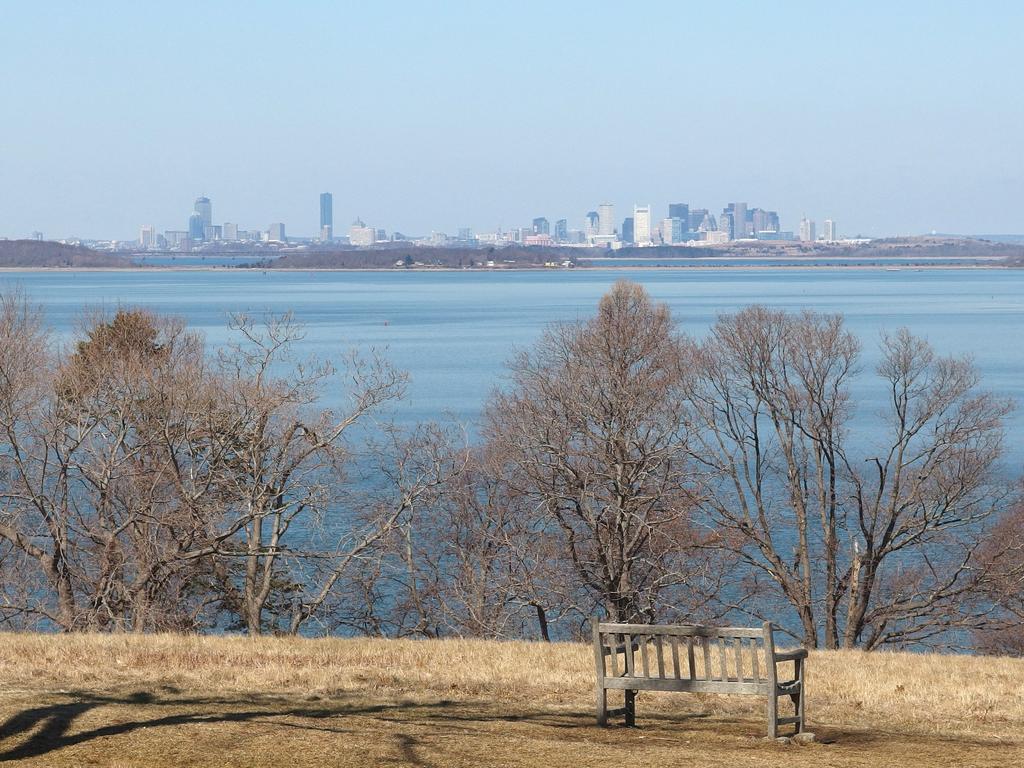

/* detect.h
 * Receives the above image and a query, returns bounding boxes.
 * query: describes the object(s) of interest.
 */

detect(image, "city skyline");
[1,3,1022,240]
[125,192,837,251]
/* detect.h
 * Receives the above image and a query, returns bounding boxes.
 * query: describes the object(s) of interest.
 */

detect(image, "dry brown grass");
[0,633,1021,766]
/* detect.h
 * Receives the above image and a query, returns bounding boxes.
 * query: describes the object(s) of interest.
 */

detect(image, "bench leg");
[793,658,805,733]
[624,690,636,727]
[596,686,607,726]
[767,689,778,739]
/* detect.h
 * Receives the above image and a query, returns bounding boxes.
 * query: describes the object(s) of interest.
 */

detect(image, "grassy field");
[0,634,1020,767]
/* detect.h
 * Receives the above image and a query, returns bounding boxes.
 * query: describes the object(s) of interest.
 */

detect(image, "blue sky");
[1,1,1022,240]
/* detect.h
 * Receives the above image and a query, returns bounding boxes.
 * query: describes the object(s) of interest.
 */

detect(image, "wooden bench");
[593,621,807,738]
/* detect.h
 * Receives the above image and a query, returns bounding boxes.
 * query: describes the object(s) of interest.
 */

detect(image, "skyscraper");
[689,209,709,232]
[668,203,689,228]
[823,219,837,241]
[188,212,204,241]
[621,217,634,245]
[194,196,212,228]
[598,203,615,237]
[633,205,652,245]
[722,202,748,238]
[719,211,734,240]
[139,224,156,249]
[799,217,816,242]
[662,218,684,244]
[585,211,600,239]
[554,219,568,242]
[532,217,550,235]
[320,193,333,241]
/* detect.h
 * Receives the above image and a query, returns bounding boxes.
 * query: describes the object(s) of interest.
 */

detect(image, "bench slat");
[603,677,771,695]
[655,635,665,679]
[734,638,745,683]
[718,638,728,682]
[609,635,620,677]
[687,637,696,680]
[669,636,680,679]
[599,623,764,639]
[702,637,712,680]
[624,634,635,677]
[750,638,760,682]
[640,635,650,678]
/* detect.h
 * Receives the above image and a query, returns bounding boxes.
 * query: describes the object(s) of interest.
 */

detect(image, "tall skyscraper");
[719,211,734,240]
[823,219,837,241]
[621,217,634,245]
[633,205,652,245]
[668,203,689,228]
[139,225,156,249]
[268,222,286,242]
[662,218,684,244]
[689,208,709,232]
[598,203,615,237]
[585,211,600,239]
[188,212,204,241]
[532,217,550,235]
[799,217,816,242]
[320,193,333,241]
[723,202,748,238]
[554,219,568,242]
[194,196,212,228]
[222,222,239,241]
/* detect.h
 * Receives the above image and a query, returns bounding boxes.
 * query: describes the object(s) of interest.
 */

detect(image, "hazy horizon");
[2,1,1022,241]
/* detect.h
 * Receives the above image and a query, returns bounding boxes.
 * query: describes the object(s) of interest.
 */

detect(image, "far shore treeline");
[4,236,1024,271]
[0,282,1021,653]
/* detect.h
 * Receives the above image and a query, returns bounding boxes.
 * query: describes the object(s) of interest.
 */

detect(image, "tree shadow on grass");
[0,691,457,763]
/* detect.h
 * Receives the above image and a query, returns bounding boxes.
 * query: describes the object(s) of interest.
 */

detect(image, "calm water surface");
[3,267,1022,461]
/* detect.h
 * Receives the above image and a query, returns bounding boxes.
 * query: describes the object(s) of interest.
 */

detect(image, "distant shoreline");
[0,261,1010,274]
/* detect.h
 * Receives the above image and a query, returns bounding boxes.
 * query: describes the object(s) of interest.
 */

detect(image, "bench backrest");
[593,621,778,695]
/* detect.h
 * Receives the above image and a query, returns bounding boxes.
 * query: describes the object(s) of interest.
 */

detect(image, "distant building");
[668,203,690,229]
[268,222,286,242]
[164,230,188,248]
[752,208,780,235]
[585,211,600,240]
[349,218,376,246]
[718,211,734,240]
[222,222,239,241]
[689,208,709,232]
[633,205,652,245]
[524,234,554,247]
[799,217,816,242]
[532,217,550,235]
[30,231,43,241]
[194,197,212,229]
[554,218,568,242]
[661,217,684,244]
[203,224,221,241]
[598,203,615,237]
[823,219,837,241]
[458,227,474,241]
[188,212,204,241]
[139,225,156,249]
[320,193,333,241]
[621,217,634,245]
[722,202,749,238]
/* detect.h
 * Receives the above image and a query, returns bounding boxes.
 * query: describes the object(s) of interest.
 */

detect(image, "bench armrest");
[774,649,808,662]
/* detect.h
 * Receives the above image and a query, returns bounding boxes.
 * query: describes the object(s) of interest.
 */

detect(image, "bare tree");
[483,281,718,624]
[0,301,220,630]
[195,312,460,635]
[687,306,1013,648]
